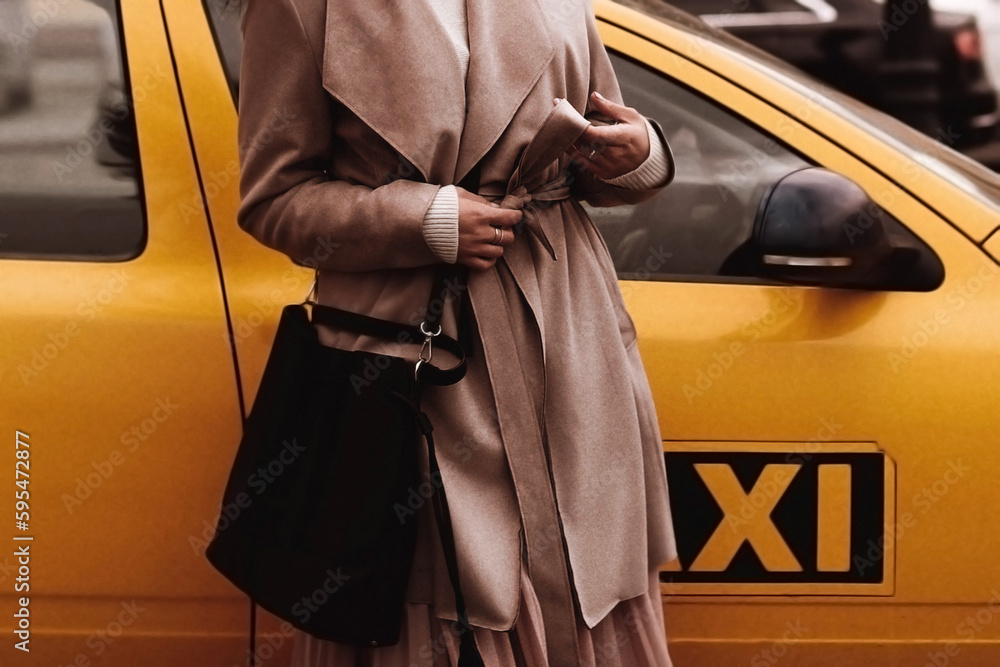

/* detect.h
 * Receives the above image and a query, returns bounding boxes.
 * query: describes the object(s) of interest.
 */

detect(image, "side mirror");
[721,168,944,291]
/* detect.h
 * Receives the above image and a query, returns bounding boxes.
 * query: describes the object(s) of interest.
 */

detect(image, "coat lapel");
[321,0,555,187]
[321,0,466,184]
[454,0,556,185]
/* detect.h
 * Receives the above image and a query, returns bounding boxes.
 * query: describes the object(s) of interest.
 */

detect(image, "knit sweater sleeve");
[421,184,460,264]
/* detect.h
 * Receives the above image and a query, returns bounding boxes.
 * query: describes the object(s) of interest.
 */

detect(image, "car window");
[0,0,144,261]
[583,53,811,282]
[618,0,1000,216]
[204,0,242,105]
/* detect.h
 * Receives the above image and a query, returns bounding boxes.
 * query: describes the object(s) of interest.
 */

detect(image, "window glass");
[0,0,144,261]
[583,53,811,282]
[204,0,242,105]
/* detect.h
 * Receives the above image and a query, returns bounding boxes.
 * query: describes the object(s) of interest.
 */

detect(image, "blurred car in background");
[931,5,1000,147]
[933,0,1000,93]
[669,0,1000,148]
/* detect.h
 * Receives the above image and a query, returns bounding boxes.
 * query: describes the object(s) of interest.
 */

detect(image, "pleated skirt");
[289,562,672,667]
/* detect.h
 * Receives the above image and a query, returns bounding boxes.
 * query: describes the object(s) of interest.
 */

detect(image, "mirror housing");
[721,167,944,291]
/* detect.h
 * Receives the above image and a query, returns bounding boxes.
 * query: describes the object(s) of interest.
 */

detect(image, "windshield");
[613,0,1000,215]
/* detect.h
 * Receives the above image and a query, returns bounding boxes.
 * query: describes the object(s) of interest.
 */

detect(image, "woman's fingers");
[487,206,522,229]
[462,240,503,272]
[587,90,642,124]
[577,122,627,150]
[456,196,524,271]
[569,124,650,180]
[478,241,505,257]
[568,142,600,170]
[466,256,498,272]
[481,224,516,247]
[498,225,516,246]
[573,124,635,163]
[565,92,651,180]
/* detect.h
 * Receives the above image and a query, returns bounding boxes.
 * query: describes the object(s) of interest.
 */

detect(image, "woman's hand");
[455,188,522,272]
[567,91,651,181]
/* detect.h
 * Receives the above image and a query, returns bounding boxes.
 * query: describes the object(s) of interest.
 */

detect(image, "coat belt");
[461,98,594,666]
[468,267,581,666]
[476,97,592,263]
[486,172,571,261]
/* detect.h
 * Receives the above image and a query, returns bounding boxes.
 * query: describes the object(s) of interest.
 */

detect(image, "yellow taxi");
[1,0,998,664]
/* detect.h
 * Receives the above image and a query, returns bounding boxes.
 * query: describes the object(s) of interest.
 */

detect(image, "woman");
[236,0,678,664]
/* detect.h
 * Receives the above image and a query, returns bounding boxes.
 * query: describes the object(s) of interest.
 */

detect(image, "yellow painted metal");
[816,464,852,574]
[689,463,804,573]
[985,229,1000,263]
[661,441,895,598]
[594,13,1000,664]
[160,0,314,410]
[595,0,1000,243]
[0,0,246,663]
[159,0,314,650]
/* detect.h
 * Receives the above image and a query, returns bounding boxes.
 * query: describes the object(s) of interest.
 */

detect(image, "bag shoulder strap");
[306,264,467,387]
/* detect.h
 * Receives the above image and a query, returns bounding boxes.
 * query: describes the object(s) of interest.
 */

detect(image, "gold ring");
[491,226,502,245]
[498,227,506,245]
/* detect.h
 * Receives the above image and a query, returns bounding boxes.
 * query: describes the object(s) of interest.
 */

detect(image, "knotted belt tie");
[475,98,593,263]
[483,171,572,262]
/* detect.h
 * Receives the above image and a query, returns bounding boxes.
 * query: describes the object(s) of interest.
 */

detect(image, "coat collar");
[321,0,556,186]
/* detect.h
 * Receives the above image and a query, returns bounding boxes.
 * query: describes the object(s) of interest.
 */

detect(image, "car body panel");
[986,226,1000,260]
[158,0,315,656]
[0,0,246,663]
[159,0,314,407]
[596,5,1000,663]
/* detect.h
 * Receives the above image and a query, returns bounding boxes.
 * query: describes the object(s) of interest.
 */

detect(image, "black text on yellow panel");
[660,441,895,596]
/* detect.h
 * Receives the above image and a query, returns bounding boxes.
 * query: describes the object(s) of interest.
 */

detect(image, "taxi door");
[0,0,246,663]
[158,0,314,663]
[594,17,1000,666]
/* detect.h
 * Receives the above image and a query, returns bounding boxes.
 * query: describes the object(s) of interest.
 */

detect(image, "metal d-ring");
[415,321,443,382]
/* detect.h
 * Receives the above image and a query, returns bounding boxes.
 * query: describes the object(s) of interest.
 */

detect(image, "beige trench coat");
[237,0,678,662]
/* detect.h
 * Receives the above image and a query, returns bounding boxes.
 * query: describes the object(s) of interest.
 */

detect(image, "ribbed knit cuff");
[601,118,672,190]
[421,185,460,264]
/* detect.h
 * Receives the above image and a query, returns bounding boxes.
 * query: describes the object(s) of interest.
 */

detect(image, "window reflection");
[204,0,242,105]
[583,53,811,282]
[0,0,143,261]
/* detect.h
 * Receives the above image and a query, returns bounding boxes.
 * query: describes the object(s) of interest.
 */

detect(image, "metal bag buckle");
[414,321,442,382]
